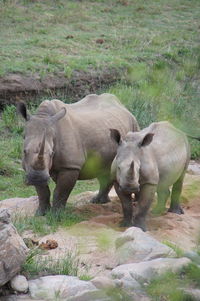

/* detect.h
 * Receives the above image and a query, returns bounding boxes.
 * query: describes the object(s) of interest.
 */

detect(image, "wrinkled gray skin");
[111,121,190,231]
[18,93,139,215]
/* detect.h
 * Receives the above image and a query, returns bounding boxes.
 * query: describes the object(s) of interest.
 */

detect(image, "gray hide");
[111,121,190,231]
[18,93,139,215]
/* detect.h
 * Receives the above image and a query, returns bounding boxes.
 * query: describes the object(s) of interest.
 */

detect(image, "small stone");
[10,275,29,293]
[183,251,200,264]
[91,276,115,289]
[113,279,123,288]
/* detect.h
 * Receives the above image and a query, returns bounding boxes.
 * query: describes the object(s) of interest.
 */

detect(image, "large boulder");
[0,209,28,287]
[115,227,176,264]
[28,275,107,301]
[0,196,38,217]
[112,257,191,285]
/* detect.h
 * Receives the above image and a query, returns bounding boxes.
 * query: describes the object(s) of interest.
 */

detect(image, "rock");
[111,263,141,290]
[112,257,191,285]
[0,196,38,217]
[67,289,109,301]
[71,191,96,207]
[10,275,29,293]
[183,251,200,264]
[0,295,44,301]
[71,187,119,208]
[0,209,28,287]
[91,276,116,289]
[115,227,176,264]
[187,161,200,175]
[108,187,120,202]
[29,275,100,300]
[183,288,200,301]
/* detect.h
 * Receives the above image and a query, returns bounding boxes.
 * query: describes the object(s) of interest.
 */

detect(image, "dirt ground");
[2,165,200,278]
[22,171,200,278]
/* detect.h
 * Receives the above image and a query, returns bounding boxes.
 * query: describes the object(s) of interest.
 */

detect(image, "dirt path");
[22,172,199,279]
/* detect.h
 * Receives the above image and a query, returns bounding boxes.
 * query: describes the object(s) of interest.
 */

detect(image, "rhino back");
[141,121,190,187]
[47,95,138,172]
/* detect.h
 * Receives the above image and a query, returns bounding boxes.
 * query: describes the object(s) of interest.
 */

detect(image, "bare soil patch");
[0,69,120,109]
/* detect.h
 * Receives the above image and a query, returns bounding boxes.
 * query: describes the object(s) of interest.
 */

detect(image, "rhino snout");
[25,169,50,186]
[119,184,140,194]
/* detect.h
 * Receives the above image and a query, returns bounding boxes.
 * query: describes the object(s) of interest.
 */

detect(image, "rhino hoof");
[35,206,50,216]
[133,218,147,232]
[119,220,133,228]
[168,206,184,215]
[133,223,147,232]
[90,196,111,204]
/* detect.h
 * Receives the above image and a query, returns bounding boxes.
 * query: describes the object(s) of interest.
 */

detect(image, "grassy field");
[0,0,199,76]
[0,0,200,200]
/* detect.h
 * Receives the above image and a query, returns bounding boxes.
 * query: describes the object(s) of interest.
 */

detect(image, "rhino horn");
[38,132,46,160]
[128,161,134,176]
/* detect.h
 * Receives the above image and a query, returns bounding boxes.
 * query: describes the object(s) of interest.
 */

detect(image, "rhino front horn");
[38,132,46,159]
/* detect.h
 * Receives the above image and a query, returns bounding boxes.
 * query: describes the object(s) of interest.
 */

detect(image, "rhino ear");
[139,133,154,147]
[51,107,66,124]
[17,102,31,121]
[110,129,121,145]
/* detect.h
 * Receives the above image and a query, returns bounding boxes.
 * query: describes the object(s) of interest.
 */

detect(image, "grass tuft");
[22,247,80,279]
[162,240,184,258]
[13,206,86,236]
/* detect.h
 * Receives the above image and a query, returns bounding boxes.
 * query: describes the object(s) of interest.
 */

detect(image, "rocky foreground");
[0,162,200,300]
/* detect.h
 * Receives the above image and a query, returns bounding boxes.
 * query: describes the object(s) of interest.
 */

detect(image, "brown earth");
[20,172,200,278]
[1,167,200,278]
[70,172,200,252]
[0,69,121,109]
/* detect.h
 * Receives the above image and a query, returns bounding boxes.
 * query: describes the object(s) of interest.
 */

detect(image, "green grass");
[108,52,200,158]
[13,205,91,236]
[181,178,200,205]
[22,247,80,279]
[146,272,190,301]
[0,0,199,76]
[162,241,184,258]
[146,264,200,301]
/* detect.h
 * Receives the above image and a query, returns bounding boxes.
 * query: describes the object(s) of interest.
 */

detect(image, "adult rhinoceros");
[110,121,190,231]
[18,93,139,215]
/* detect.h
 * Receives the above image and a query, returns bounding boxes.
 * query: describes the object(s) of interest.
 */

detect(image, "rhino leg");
[91,174,113,204]
[114,181,134,227]
[168,173,185,214]
[52,170,79,210]
[133,184,157,231]
[152,188,170,215]
[35,185,51,215]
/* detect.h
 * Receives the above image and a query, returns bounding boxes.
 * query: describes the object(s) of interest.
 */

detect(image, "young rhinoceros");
[110,121,190,231]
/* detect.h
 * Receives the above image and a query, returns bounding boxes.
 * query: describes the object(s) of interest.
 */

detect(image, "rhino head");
[110,129,154,194]
[18,102,66,186]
